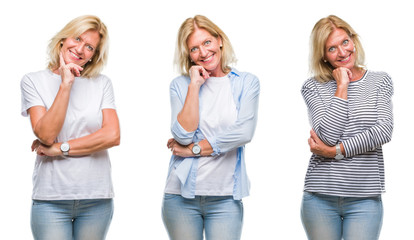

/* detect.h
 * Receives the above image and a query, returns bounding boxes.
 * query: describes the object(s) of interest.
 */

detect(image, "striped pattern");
[301,70,393,197]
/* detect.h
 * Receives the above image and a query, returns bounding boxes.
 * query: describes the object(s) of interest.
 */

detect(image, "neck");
[209,67,227,78]
[350,67,365,82]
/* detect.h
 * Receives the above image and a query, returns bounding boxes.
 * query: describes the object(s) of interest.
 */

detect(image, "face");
[324,28,356,70]
[61,30,100,67]
[187,27,223,77]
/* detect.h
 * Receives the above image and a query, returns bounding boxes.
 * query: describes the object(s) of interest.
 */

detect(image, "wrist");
[334,143,344,160]
[59,82,73,91]
[190,142,201,156]
[60,141,70,156]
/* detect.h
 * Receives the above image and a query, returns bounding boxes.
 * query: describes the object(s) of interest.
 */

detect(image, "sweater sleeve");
[342,74,394,157]
[301,79,348,146]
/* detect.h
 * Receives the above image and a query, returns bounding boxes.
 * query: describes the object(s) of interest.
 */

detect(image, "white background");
[1,0,412,239]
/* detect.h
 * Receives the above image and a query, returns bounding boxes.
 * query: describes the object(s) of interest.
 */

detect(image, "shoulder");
[365,70,393,86]
[21,69,55,89]
[229,68,260,92]
[301,77,321,90]
[87,73,111,82]
[170,75,191,89]
[22,69,52,81]
[230,68,259,83]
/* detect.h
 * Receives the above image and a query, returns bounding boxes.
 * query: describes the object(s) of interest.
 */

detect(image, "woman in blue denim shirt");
[161,15,259,240]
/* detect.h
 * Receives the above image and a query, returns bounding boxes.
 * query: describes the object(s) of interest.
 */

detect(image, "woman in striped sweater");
[300,15,393,240]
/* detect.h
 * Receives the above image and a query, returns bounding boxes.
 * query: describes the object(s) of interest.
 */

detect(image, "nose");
[338,46,346,56]
[75,43,84,54]
[199,46,208,57]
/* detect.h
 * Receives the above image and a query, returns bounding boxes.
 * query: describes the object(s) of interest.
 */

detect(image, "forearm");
[342,122,393,157]
[177,83,200,132]
[32,84,72,145]
[69,108,120,156]
[303,87,348,146]
[65,126,120,156]
[186,139,213,156]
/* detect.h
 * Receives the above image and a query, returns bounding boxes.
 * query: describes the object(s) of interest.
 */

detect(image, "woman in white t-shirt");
[162,15,260,240]
[21,15,120,240]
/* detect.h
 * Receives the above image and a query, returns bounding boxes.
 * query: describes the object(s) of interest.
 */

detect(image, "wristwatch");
[334,143,344,160]
[60,142,70,156]
[192,142,201,156]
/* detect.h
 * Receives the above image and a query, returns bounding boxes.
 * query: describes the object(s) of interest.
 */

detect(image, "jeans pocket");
[302,191,316,201]
[163,193,180,201]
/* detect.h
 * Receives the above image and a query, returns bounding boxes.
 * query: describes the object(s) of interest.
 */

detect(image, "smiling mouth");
[339,54,351,63]
[201,54,214,63]
[69,50,82,60]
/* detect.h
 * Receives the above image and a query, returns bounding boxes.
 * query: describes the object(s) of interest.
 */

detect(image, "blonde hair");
[174,15,236,75]
[310,15,365,83]
[47,15,109,78]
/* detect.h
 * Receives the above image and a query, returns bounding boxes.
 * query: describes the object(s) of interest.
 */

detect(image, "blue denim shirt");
[168,68,260,200]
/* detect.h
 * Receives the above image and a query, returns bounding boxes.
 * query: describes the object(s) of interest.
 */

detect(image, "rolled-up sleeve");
[170,77,196,145]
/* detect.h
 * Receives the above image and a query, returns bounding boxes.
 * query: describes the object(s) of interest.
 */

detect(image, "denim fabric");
[31,199,114,240]
[168,68,259,199]
[162,194,243,240]
[301,191,383,240]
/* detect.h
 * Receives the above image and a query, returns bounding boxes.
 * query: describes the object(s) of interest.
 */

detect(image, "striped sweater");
[301,70,393,197]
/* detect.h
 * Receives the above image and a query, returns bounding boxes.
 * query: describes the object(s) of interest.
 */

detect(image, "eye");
[343,39,349,45]
[328,47,336,52]
[75,37,81,41]
[204,40,211,45]
[190,47,198,53]
[86,45,94,51]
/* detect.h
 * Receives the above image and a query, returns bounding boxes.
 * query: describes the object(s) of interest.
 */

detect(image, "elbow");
[111,130,121,147]
[34,132,55,146]
[314,129,337,147]
[239,130,255,146]
[172,134,193,146]
[106,128,120,147]
[33,126,56,146]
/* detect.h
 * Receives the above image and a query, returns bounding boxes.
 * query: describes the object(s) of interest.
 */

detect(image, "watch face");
[192,145,201,155]
[335,154,344,160]
[61,143,70,152]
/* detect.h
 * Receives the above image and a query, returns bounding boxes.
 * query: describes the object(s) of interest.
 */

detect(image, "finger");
[72,67,81,77]
[31,139,40,151]
[167,139,174,148]
[201,68,210,79]
[68,64,83,77]
[59,52,66,67]
[346,68,353,80]
[310,129,317,139]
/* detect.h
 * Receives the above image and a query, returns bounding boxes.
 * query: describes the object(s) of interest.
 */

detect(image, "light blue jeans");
[31,199,114,240]
[162,194,243,240]
[301,191,383,240]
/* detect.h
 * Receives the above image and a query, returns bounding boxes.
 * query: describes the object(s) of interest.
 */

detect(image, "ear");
[217,36,223,48]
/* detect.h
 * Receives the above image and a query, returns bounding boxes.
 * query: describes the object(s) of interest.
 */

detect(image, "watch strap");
[335,143,344,160]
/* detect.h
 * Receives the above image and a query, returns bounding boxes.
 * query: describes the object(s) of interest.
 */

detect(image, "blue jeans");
[31,199,114,240]
[162,194,243,240]
[301,191,383,240]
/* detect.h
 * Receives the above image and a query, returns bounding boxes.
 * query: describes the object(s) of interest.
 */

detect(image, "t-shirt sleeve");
[20,74,44,117]
[101,76,116,110]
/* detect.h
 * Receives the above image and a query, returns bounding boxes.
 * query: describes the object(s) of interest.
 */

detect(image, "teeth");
[70,51,81,59]
[340,55,350,62]
[202,55,213,62]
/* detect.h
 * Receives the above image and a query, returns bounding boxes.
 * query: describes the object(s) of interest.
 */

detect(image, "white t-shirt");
[165,75,238,196]
[21,69,115,200]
